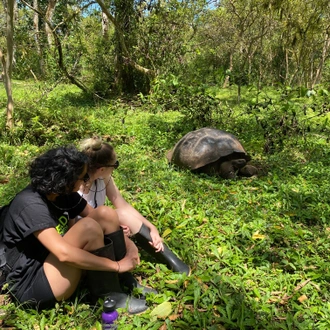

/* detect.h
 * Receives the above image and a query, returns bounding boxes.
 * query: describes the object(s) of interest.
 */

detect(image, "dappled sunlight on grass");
[1,83,330,328]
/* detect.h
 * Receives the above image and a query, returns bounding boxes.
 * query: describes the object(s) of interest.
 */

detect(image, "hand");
[117,255,139,273]
[125,237,140,264]
[149,227,164,252]
[121,225,131,237]
[116,238,140,273]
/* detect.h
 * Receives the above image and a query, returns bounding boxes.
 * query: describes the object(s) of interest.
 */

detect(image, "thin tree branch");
[95,0,155,77]
[21,0,100,96]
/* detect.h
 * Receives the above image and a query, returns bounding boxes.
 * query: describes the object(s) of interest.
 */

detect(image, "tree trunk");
[312,33,330,87]
[45,0,57,47]
[285,48,289,83]
[113,0,136,93]
[102,12,109,41]
[95,0,154,92]
[223,53,233,88]
[1,0,15,129]
[33,0,44,77]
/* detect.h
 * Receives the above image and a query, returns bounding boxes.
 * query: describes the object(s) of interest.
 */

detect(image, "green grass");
[0,82,330,329]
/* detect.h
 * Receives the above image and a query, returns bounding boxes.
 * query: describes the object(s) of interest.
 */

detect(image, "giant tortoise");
[167,127,258,179]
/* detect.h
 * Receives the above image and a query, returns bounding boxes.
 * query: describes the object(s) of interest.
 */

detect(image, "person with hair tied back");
[78,137,191,280]
[2,146,148,314]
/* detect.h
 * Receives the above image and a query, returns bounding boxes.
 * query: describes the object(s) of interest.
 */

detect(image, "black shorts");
[17,266,57,310]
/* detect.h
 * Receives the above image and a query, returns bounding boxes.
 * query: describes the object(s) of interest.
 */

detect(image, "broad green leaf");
[150,301,172,319]
[162,228,172,238]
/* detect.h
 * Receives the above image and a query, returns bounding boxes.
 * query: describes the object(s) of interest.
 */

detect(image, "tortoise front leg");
[219,161,236,179]
[238,165,258,177]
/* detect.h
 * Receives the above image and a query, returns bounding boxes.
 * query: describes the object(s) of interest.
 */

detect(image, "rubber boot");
[134,224,191,275]
[86,237,148,314]
[105,228,158,296]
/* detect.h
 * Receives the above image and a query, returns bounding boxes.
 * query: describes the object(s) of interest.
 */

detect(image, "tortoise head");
[218,159,247,179]
[231,159,247,169]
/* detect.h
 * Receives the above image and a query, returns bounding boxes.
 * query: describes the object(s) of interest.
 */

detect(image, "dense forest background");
[1,0,330,112]
[1,0,330,145]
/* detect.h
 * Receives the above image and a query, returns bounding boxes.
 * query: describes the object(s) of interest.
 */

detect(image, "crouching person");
[2,146,148,314]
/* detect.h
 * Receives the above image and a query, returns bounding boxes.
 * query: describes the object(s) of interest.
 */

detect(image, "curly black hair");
[29,145,89,195]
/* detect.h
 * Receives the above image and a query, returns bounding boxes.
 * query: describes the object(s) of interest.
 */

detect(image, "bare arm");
[34,226,138,273]
[106,176,164,251]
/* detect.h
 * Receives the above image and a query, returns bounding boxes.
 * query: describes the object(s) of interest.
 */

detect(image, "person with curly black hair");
[2,146,148,314]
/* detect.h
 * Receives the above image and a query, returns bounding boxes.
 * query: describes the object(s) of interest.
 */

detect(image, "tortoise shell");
[167,128,251,174]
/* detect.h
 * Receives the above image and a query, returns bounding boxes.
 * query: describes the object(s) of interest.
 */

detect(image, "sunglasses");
[82,172,90,183]
[104,160,120,169]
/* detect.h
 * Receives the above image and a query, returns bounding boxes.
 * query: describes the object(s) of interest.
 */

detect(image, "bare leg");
[43,217,106,301]
[115,208,144,235]
[88,205,120,235]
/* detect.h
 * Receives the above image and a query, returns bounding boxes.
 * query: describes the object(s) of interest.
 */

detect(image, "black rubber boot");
[134,224,191,275]
[105,228,158,296]
[86,237,148,314]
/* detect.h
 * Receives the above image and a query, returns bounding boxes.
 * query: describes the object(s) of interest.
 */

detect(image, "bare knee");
[89,206,120,234]
[80,217,104,238]
[64,217,104,251]
[93,205,118,221]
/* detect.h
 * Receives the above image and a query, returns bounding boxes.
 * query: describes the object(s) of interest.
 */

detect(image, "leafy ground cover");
[0,83,330,329]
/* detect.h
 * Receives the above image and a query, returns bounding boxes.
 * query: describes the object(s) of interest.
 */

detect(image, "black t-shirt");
[3,185,87,299]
